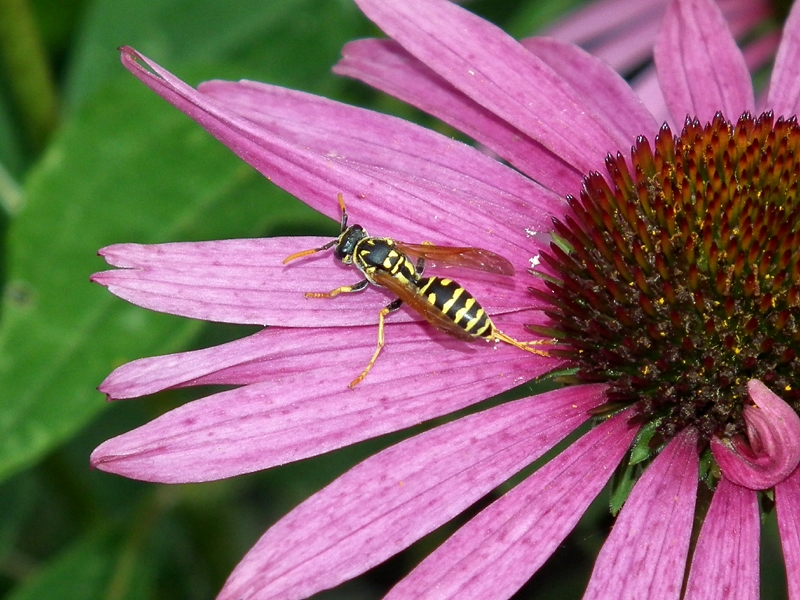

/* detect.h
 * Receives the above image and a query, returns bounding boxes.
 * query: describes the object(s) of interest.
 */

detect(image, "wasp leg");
[350,298,403,388]
[493,331,553,357]
[305,279,369,299]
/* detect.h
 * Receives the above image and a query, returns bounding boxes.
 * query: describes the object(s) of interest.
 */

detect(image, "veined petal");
[334,39,582,197]
[684,477,759,600]
[216,384,607,600]
[383,410,638,600]
[91,321,562,483]
[99,314,557,399]
[776,467,800,600]
[655,0,754,125]
[92,238,536,327]
[198,78,560,252]
[541,0,666,66]
[712,380,800,490]
[519,37,658,141]
[767,0,800,117]
[353,0,630,174]
[120,47,551,251]
[583,427,698,600]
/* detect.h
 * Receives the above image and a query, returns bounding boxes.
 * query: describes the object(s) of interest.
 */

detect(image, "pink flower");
[540,0,780,126]
[91,0,800,598]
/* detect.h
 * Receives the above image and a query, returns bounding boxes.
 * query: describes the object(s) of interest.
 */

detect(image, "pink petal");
[120,47,556,251]
[91,322,562,483]
[541,0,666,59]
[712,380,800,490]
[99,311,557,399]
[334,39,582,197]
[92,238,537,327]
[631,68,673,129]
[519,37,658,140]
[776,467,800,600]
[767,0,800,117]
[684,477,759,600]
[216,384,608,600]
[655,0,754,125]
[583,427,699,600]
[197,78,561,251]
[383,409,639,600]
[353,0,631,174]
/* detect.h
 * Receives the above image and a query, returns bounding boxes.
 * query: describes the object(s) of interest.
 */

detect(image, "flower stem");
[0,0,58,153]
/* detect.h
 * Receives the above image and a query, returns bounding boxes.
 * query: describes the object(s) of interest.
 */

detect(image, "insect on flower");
[283,194,550,388]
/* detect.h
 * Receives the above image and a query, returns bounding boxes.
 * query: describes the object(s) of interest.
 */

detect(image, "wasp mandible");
[283,194,549,388]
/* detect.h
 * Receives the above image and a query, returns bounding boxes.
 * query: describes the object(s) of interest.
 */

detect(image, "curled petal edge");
[711,379,800,490]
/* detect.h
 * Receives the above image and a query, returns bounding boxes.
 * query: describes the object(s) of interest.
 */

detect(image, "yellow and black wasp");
[283,194,549,388]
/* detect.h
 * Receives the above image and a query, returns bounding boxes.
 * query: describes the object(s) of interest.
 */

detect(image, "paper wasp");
[283,194,549,388]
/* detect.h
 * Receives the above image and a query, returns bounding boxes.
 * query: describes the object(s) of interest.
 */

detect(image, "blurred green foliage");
[0,0,789,598]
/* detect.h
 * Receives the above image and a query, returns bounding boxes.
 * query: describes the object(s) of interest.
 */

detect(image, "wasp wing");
[394,242,515,276]
[371,271,476,341]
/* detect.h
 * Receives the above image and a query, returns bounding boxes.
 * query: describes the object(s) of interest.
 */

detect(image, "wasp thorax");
[334,225,368,262]
[532,111,800,444]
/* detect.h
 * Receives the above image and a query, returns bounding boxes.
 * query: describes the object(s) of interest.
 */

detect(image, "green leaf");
[4,529,150,600]
[0,70,332,483]
[64,0,369,110]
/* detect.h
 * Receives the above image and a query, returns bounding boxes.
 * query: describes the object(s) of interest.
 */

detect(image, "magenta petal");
[216,385,607,600]
[583,427,699,600]
[767,0,800,117]
[353,0,628,174]
[334,38,582,197]
[121,47,557,248]
[197,78,560,251]
[712,380,800,490]
[776,467,800,600]
[91,322,562,483]
[520,37,658,141]
[655,0,754,124]
[93,238,536,327]
[383,409,638,600]
[99,312,557,400]
[684,477,759,600]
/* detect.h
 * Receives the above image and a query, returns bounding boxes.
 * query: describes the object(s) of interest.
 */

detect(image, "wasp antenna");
[337,193,348,231]
[283,239,337,264]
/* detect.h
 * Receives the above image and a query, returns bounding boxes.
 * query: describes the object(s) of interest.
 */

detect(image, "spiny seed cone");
[531,111,800,444]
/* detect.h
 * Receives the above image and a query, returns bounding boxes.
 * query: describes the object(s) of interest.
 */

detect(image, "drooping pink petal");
[197,78,561,252]
[92,238,537,327]
[583,427,699,600]
[655,0,754,125]
[382,409,639,600]
[776,467,800,600]
[216,384,608,600]
[334,38,582,197]
[767,0,800,118]
[635,28,781,129]
[99,310,558,400]
[519,37,658,140]
[91,322,563,483]
[353,0,630,174]
[544,0,665,74]
[541,0,666,53]
[684,476,759,600]
[119,47,554,251]
[712,380,800,490]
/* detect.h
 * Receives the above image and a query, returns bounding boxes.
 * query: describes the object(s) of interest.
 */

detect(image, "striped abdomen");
[417,277,494,339]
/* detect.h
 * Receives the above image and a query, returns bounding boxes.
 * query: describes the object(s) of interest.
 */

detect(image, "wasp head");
[334,225,367,263]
